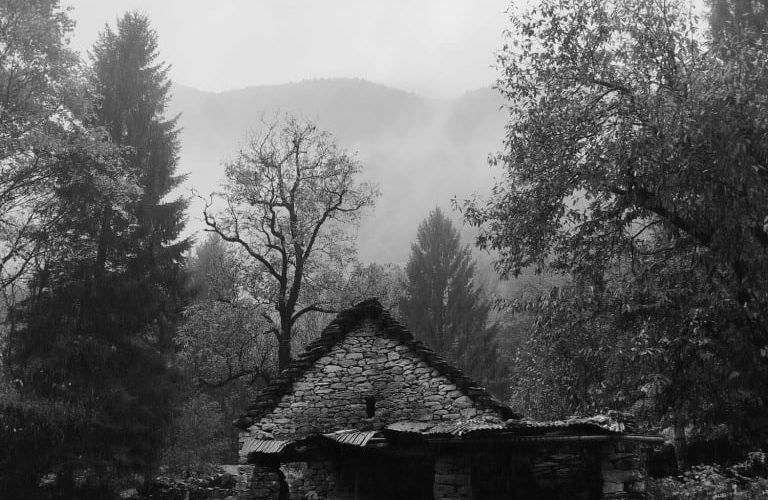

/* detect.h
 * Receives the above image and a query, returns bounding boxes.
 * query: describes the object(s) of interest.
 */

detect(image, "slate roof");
[235,298,520,430]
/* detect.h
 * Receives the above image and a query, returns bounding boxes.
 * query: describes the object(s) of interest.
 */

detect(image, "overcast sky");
[63,0,512,99]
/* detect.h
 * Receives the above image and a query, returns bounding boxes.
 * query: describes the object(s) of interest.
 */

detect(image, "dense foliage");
[648,452,768,499]
[4,10,190,493]
[159,393,231,476]
[179,234,276,389]
[0,0,99,290]
[462,0,768,463]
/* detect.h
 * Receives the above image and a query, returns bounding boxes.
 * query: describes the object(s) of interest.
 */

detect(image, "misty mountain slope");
[168,78,507,264]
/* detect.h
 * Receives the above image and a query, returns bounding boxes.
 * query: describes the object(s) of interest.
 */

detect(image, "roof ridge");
[234,298,519,430]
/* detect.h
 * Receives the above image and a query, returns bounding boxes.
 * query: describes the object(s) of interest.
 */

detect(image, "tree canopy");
[0,0,104,290]
[179,234,275,389]
[202,114,379,369]
[461,0,768,458]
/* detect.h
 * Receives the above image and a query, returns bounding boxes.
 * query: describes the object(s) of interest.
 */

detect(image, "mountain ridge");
[172,77,481,100]
[169,77,507,264]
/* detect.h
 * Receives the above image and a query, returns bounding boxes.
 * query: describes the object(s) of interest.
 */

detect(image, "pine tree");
[10,11,189,488]
[399,208,504,397]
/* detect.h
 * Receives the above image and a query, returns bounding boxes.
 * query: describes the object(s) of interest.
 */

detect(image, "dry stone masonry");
[602,441,648,498]
[433,454,472,500]
[234,299,658,499]
[244,320,496,441]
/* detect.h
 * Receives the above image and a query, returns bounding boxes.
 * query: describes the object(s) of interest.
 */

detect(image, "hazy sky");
[63,0,511,99]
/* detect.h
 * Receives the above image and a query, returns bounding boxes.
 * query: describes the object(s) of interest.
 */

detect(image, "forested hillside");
[167,79,506,263]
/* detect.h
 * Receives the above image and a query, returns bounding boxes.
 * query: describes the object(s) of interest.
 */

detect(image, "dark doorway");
[352,455,433,500]
[472,451,537,499]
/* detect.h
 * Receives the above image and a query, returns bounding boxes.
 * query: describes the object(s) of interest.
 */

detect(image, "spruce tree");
[399,208,504,397]
[11,11,189,487]
[91,12,190,351]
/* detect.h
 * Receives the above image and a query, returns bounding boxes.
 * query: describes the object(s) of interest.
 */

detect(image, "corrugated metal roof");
[241,430,378,457]
[241,438,291,455]
[324,430,377,447]
[387,416,506,437]
[241,413,643,458]
[385,412,635,439]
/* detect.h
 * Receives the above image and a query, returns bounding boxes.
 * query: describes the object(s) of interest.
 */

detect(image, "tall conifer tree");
[91,12,189,351]
[400,208,504,397]
[11,11,189,486]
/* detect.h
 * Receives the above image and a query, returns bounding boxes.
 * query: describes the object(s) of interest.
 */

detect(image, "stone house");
[235,299,661,499]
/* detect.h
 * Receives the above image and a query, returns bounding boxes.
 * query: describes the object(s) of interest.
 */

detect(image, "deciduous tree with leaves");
[461,0,768,464]
[0,0,103,289]
[202,115,379,370]
[179,234,275,389]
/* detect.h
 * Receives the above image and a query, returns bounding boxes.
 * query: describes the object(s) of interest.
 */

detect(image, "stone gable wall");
[247,320,499,439]
[283,461,354,500]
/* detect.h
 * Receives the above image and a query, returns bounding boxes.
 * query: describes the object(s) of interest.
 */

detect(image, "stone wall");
[602,441,647,499]
[469,440,647,500]
[434,454,472,500]
[283,461,353,500]
[528,440,647,499]
[246,320,498,440]
[234,465,254,499]
[469,444,601,499]
[531,443,602,499]
[235,465,285,500]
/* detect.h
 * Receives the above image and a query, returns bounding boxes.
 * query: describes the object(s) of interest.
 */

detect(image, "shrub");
[159,393,230,476]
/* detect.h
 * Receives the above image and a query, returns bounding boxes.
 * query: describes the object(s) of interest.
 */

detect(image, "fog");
[168,79,508,264]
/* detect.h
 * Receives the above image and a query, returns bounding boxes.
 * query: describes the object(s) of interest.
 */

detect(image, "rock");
[453,396,473,408]
[459,408,478,418]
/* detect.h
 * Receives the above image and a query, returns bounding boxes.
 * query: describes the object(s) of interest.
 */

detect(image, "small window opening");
[365,396,376,418]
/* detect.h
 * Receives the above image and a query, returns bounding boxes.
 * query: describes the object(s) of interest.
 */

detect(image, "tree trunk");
[672,417,688,473]
[277,332,291,371]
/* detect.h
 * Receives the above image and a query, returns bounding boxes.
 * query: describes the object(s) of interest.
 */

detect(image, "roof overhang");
[241,420,664,463]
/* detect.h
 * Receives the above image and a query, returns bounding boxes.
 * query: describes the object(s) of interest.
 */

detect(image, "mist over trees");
[168,80,507,265]
[2,0,768,496]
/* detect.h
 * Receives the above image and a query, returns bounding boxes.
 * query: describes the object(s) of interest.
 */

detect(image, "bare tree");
[201,114,379,370]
